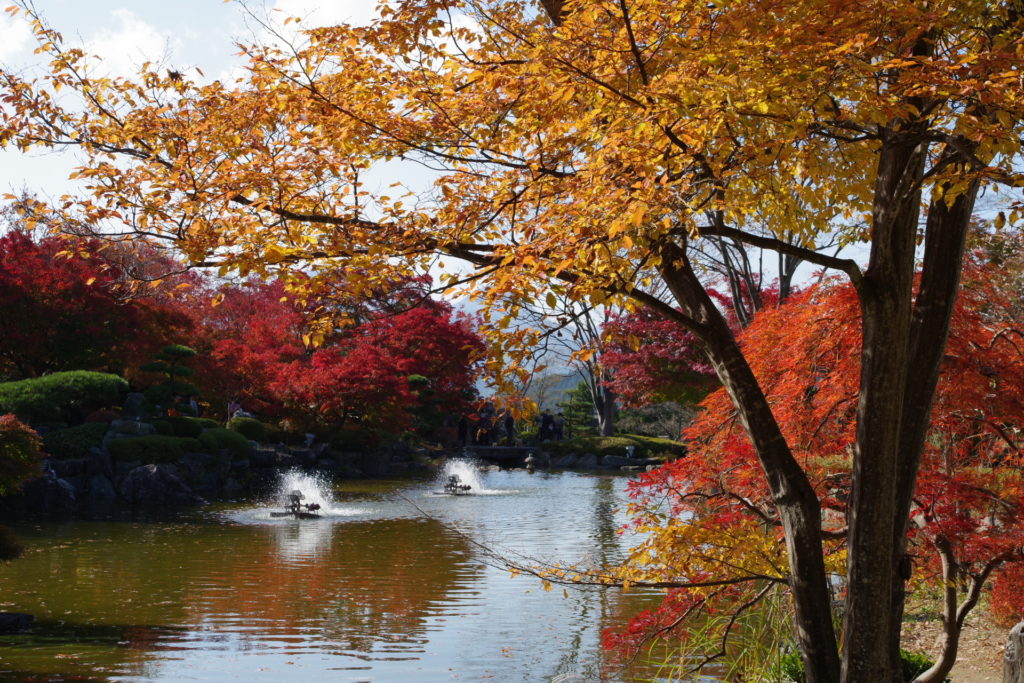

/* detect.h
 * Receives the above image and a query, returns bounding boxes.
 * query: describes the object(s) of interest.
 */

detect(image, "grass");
[543,433,686,461]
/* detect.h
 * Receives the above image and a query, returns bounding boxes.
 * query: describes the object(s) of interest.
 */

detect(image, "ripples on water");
[0,468,669,682]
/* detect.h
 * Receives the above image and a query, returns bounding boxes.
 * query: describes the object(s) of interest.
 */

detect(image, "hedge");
[198,428,251,460]
[150,420,174,436]
[0,372,128,423]
[42,422,110,460]
[227,416,266,443]
[167,416,206,438]
[107,436,202,464]
[544,434,687,460]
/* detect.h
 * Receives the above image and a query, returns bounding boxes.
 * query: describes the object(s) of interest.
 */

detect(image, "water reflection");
[0,471,663,682]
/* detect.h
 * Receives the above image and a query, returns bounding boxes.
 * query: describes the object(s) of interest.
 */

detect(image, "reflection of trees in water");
[187,517,480,654]
[545,476,648,682]
[0,517,480,677]
[544,476,672,682]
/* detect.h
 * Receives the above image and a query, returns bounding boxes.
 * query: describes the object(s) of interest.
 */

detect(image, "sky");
[0,0,390,198]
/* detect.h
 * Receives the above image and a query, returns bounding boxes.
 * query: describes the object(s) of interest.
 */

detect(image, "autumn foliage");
[0,231,188,381]
[0,229,483,441]
[609,258,1024,659]
[602,308,716,407]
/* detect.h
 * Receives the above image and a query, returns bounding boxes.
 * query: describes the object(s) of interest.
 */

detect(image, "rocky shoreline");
[0,424,661,519]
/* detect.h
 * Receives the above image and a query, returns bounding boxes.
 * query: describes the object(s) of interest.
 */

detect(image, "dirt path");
[902,610,1008,682]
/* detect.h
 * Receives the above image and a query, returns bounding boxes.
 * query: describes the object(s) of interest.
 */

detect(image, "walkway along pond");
[0,465,674,682]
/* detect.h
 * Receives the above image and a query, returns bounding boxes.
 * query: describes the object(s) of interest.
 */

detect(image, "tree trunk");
[888,172,979,678]
[1005,622,1024,683]
[659,240,841,683]
[595,385,617,437]
[844,126,928,682]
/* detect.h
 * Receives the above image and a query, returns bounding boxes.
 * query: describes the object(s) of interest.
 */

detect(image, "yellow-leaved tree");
[2,0,1022,680]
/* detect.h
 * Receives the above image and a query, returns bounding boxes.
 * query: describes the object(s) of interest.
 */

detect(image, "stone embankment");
[0,419,432,519]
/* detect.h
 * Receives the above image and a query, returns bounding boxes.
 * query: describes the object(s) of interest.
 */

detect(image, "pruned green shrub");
[150,420,174,436]
[199,428,251,460]
[227,416,265,443]
[139,345,202,414]
[196,418,219,429]
[543,434,686,460]
[107,436,202,463]
[0,372,128,423]
[0,414,44,495]
[42,422,109,460]
[167,416,205,438]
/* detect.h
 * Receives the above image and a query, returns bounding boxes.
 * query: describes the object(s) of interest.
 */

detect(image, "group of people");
[538,409,565,441]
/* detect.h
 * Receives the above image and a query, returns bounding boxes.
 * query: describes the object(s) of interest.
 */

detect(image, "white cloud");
[0,12,33,63]
[85,9,182,78]
[271,0,382,30]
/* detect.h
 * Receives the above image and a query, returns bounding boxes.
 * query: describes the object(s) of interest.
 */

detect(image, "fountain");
[436,459,487,495]
[267,470,338,518]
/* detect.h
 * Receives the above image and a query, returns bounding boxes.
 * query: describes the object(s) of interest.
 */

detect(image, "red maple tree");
[609,259,1024,679]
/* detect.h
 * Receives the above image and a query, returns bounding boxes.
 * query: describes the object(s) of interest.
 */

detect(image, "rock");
[64,474,89,495]
[620,465,642,472]
[223,477,244,497]
[119,464,203,507]
[193,472,224,497]
[601,455,633,468]
[0,613,33,633]
[115,460,142,480]
[106,419,157,438]
[87,448,113,477]
[576,454,600,469]
[1006,621,1024,683]
[51,458,88,479]
[0,476,77,519]
[250,448,278,468]
[288,448,316,467]
[315,458,340,473]
[229,458,251,475]
[87,475,118,504]
[179,452,215,476]
[551,455,579,468]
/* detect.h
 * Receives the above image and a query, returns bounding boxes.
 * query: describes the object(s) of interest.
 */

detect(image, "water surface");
[0,465,665,682]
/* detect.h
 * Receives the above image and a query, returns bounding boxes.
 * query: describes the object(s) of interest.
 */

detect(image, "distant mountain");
[524,370,587,411]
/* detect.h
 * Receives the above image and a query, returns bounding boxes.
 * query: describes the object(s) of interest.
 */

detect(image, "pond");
[0,464,674,682]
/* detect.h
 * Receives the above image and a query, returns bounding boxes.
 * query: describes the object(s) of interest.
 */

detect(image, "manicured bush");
[196,418,219,429]
[167,416,206,438]
[42,422,109,460]
[544,434,686,460]
[0,372,128,423]
[0,414,44,495]
[107,436,202,463]
[198,428,251,460]
[150,420,174,436]
[227,416,266,443]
